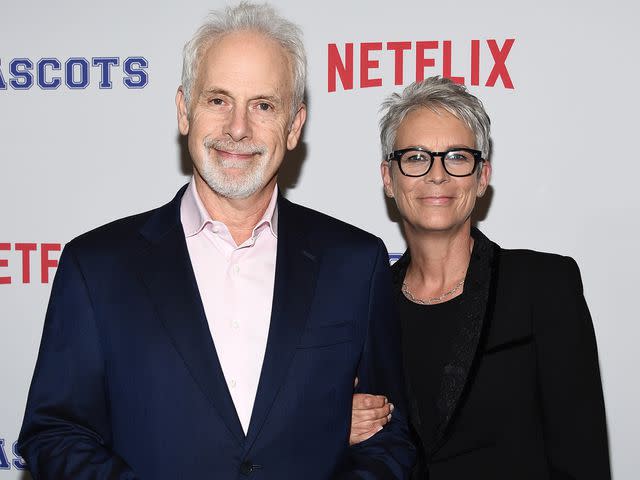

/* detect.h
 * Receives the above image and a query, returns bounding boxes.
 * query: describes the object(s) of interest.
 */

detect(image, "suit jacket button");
[240,460,254,475]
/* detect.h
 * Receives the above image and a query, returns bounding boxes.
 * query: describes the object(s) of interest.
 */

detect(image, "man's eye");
[210,98,224,105]
[257,102,272,111]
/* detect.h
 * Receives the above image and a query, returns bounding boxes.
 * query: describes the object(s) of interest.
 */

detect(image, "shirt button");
[232,321,240,329]
[230,379,237,389]
[232,264,240,274]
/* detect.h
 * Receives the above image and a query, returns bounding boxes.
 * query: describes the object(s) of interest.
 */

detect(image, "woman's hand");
[350,392,394,445]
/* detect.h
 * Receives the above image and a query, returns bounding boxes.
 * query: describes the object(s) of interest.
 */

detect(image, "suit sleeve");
[338,239,415,479]
[534,256,611,479]
[17,246,138,480]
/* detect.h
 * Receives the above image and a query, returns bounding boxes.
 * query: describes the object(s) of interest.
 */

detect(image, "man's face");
[176,30,306,200]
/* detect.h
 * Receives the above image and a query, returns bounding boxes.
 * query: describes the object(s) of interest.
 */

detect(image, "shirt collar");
[180,177,278,239]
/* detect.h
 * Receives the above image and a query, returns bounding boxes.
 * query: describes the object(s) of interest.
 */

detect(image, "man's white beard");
[200,138,269,199]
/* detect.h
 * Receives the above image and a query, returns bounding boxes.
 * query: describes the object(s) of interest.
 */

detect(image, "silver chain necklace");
[401,278,465,305]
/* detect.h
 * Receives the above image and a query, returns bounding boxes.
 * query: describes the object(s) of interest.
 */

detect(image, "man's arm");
[18,246,138,480]
[339,238,415,479]
[535,256,611,479]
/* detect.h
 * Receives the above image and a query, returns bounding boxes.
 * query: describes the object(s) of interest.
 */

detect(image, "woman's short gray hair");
[181,2,306,117]
[379,76,491,159]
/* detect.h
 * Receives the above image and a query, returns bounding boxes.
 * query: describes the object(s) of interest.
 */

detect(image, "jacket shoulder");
[283,198,382,249]
[496,248,584,309]
[498,248,579,279]
[68,211,148,249]
[66,186,185,256]
[64,202,171,262]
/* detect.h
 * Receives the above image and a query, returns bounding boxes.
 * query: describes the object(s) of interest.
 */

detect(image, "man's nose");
[224,106,251,141]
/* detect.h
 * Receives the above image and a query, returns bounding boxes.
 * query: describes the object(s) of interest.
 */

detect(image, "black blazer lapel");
[137,186,245,444]
[391,228,500,453]
[431,228,499,449]
[244,197,319,452]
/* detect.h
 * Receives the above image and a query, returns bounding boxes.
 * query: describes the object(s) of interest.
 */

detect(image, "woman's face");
[381,107,491,235]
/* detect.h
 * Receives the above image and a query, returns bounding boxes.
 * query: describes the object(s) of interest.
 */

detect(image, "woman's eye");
[446,152,471,162]
[406,153,428,162]
[210,98,224,105]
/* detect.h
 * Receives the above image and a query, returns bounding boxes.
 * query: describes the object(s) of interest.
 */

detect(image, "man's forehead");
[196,30,293,96]
[200,30,290,70]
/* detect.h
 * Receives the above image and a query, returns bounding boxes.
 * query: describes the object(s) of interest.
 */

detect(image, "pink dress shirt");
[180,178,278,434]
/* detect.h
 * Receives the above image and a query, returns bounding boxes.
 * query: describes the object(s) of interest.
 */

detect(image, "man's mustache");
[204,138,267,156]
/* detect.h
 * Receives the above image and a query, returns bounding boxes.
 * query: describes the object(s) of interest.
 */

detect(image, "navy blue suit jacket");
[18,187,414,479]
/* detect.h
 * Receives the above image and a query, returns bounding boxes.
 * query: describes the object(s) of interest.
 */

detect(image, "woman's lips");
[419,195,453,205]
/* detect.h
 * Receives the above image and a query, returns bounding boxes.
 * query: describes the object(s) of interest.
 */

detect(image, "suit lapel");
[244,197,319,452]
[390,229,500,453]
[431,228,499,449]
[137,187,245,444]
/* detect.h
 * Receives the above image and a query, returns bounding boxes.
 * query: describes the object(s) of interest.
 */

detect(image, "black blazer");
[391,228,610,480]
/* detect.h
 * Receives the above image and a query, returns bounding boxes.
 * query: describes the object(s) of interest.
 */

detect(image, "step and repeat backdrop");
[1,0,638,478]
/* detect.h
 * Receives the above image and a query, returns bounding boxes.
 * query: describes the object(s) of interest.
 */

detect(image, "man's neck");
[194,176,277,245]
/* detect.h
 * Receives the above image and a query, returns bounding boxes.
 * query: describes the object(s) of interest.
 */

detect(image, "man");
[18,3,414,479]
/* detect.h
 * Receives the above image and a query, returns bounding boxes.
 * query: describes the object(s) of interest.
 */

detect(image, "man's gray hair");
[181,1,307,116]
[379,76,491,159]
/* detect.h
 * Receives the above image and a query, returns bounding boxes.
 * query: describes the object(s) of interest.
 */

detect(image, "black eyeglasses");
[387,147,484,177]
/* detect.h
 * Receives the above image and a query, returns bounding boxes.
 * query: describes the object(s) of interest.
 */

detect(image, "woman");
[350,77,610,479]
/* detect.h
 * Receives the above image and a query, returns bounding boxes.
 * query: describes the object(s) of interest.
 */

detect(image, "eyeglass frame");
[386,146,484,178]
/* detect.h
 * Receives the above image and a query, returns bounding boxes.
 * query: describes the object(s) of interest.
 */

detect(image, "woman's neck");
[403,222,474,299]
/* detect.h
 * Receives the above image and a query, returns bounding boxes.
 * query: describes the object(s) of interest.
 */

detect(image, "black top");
[399,291,464,456]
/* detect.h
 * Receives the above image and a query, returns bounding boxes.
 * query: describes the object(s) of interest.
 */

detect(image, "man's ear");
[176,86,190,135]
[287,103,307,150]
